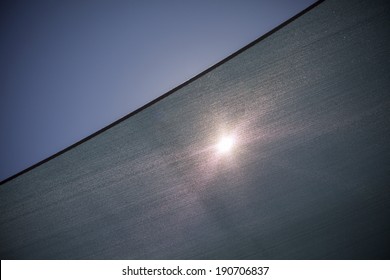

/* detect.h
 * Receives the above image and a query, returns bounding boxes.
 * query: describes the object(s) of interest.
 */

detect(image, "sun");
[217,135,235,153]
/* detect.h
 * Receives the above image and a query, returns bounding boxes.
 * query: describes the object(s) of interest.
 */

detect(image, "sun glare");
[217,135,235,153]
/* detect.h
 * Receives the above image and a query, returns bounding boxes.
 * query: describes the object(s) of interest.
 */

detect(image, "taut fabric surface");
[1,0,389,259]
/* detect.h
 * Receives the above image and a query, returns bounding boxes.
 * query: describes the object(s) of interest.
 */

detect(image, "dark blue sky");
[1,0,316,181]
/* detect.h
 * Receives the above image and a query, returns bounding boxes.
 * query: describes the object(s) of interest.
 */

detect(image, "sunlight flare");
[217,135,235,153]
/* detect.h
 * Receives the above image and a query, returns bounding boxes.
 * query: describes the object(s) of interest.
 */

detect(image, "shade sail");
[1,0,389,259]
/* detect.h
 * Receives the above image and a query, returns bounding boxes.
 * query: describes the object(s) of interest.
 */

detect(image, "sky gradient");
[1,0,316,182]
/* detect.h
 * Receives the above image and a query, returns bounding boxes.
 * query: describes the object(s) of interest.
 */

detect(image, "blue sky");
[1,0,316,181]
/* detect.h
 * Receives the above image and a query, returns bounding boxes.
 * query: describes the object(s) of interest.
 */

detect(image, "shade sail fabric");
[1,0,389,259]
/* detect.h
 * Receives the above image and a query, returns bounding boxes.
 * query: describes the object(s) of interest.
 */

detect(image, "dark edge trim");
[1,0,325,185]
